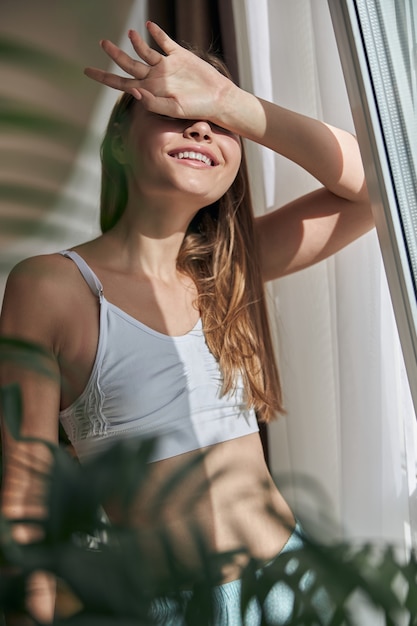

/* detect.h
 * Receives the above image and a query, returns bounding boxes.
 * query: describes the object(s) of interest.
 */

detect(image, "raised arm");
[85,21,374,279]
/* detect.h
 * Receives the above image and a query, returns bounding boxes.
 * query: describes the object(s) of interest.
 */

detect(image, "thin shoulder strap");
[60,250,103,300]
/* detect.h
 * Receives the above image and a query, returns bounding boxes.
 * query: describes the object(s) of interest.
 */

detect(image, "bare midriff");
[105,432,295,587]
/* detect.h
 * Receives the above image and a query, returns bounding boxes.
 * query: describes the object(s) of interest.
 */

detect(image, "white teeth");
[173,151,213,166]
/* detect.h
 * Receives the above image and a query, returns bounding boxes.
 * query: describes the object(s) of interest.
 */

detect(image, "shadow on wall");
[0,0,135,291]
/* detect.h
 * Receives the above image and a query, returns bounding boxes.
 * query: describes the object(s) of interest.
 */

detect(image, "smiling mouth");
[169,151,216,167]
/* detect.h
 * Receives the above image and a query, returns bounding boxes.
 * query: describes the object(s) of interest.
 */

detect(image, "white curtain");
[233,0,417,552]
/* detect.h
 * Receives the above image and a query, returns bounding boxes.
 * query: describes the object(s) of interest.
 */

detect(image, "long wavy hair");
[99,50,284,422]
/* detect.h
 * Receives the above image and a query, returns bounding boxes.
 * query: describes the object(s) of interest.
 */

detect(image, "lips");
[168,147,218,167]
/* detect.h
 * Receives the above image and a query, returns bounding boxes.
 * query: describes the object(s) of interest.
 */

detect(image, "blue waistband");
[149,521,313,625]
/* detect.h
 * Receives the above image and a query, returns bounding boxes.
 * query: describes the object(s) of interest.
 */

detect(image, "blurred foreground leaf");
[0,384,22,442]
[0,337,59,381]
[1,379,417,625]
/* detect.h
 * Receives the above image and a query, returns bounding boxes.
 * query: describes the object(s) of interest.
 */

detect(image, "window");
[330,0,417,414]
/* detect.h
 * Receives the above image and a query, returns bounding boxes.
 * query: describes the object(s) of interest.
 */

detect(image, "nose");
[183,120,213,141]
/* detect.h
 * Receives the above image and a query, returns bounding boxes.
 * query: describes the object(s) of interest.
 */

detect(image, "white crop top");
[58,250,259,463]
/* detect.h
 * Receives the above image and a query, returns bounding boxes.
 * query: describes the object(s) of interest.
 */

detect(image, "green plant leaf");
[0,336,60,382]
[53,614,149,626]
[41,439,156,544]
[0,571,27,613]
[0,383,23,441]
[81,439,155,517]
[51,542,153,621]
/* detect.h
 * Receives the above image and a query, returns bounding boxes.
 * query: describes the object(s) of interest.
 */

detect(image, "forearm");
[1,423,57,625]
[217,82,367,202]
[1,478,56,624]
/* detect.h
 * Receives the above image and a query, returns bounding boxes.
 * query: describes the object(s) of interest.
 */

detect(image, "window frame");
[329,0,417,418]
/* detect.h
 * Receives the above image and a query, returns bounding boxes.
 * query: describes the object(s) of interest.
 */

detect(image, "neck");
[102,195,201,280]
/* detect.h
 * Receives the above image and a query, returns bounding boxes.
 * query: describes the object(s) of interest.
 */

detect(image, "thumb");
[130,88,143,101]
[133,89,181,117]
[131,88,158,110]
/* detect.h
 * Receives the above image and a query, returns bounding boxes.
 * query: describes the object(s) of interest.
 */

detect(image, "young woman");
[0,21,374,625]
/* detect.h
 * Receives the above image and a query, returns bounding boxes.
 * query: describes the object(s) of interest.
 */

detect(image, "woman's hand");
[85,21,371,222]
[84,21,234,123]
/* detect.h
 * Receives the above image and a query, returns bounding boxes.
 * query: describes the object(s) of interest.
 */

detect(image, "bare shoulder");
[2,253,79,309]
[0,252,84,350]
[6,251,74,279]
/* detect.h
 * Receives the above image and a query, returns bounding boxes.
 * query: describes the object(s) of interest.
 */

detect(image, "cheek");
[228,138,242,171]
[125,135,161,174]
[226,146,243,186]
[211,162,241,203]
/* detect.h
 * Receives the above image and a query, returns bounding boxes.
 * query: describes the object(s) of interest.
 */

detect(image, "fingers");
[83,22,174,96]
[128,29,162,66]
[146,21,178,55]
[83,66,140,95]
[100,39,149,78]
[127,22,178,65]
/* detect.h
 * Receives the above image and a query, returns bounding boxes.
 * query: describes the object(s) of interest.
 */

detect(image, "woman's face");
[119,103,242,210]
